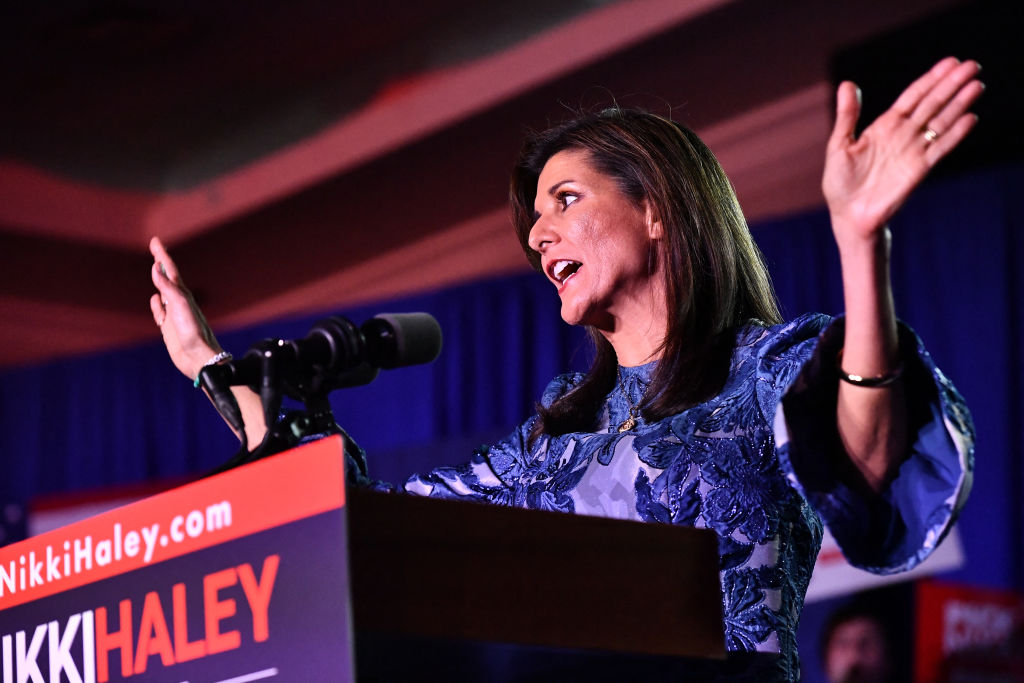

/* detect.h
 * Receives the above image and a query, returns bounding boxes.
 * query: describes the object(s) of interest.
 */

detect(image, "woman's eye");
[558,192,579,209]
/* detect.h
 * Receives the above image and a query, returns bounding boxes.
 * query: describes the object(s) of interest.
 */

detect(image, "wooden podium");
[349,488,724,659]
[0,437,724,681]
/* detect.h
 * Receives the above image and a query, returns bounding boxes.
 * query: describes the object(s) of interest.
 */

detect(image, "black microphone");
[221,312,443,394]
[203,312,441,473]
[287,311,442,379]
[198,362,244,435]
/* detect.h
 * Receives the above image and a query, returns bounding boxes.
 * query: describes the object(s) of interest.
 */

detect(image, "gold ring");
[923,127,939,142]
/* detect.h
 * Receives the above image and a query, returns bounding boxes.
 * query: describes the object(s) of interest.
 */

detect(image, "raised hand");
[822,59,983,492]
[150,236,267,445]
[822,57,984,244]
[149,236,224,381]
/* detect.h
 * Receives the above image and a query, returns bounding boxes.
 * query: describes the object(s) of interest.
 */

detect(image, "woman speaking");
[150,57,980,680]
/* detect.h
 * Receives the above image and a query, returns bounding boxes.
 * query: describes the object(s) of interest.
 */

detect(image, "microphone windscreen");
[369,313,442,368]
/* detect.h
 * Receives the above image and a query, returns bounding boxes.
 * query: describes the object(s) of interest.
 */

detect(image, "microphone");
[197,362,245,435]
[368,312,445,368]
[202,312,441,473]
[296,312,443,376]
[221,312,443,395]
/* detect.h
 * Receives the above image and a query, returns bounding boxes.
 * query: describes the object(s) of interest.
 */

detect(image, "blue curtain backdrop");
[1,161,1021,677]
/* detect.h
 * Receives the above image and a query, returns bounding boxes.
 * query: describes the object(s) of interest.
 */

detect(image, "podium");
[0,437,724,681]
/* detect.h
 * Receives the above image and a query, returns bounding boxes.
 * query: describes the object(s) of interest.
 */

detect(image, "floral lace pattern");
[356,313,974,681]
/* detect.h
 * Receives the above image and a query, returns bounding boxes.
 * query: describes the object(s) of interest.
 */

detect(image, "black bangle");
[837,350,903,388]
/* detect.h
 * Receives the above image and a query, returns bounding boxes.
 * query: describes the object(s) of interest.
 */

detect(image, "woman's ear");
[644,201,664,240]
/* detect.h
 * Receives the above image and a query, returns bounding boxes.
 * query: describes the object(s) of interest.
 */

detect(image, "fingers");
[890,58,983,142]
[149,292,166,327]
[890,57,963,118]
[922,77,984,140]
[150,262,177,330]
[911,60,983,130]
[882,57,984,168]
[828,81,862,150]
[151,261,176,299]
[149,236,190,319]
[925,112,979,165]
[149,236,181,284]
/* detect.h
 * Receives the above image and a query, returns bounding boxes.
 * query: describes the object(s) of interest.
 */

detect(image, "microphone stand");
[198,312,439,476]
[201,342,378,476]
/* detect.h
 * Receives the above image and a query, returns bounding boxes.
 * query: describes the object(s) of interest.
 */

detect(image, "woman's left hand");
[822,57,984,245]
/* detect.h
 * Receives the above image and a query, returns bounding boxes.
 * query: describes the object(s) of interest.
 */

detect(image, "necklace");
[616,368,645,432]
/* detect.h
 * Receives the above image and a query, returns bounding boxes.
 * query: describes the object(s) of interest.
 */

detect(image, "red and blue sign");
[0,437,353,682]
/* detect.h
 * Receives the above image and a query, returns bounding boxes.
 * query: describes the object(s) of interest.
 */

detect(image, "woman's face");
[528,149,663,331]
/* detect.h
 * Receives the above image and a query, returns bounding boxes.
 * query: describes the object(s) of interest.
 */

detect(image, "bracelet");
[837,350,903,388]
[193,351,233,388]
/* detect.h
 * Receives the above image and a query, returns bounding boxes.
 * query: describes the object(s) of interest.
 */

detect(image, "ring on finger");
[922,127,939,142]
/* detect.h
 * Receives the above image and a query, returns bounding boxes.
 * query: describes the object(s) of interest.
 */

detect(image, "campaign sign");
[0,437,353,683]
[914,580,1024,683]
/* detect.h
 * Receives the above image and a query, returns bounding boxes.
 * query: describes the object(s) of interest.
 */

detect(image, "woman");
[150,58,980,679]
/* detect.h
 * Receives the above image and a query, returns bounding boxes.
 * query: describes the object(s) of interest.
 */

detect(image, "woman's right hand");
[148,236,224,381]
[149,236,268,447]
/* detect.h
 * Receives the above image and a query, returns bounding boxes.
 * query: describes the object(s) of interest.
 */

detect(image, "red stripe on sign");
[0,436,346,610]
[815,547,845,566]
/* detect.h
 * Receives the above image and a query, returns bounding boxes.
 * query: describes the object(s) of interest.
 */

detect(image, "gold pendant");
[617,416,637,432]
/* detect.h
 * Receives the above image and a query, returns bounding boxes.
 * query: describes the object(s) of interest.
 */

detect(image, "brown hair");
[509,108,781,440]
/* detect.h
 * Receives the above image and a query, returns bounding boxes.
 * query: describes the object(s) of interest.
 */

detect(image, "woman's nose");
[528,216,558,253]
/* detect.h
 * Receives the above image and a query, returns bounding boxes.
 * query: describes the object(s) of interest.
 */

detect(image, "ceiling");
[0,0,999,368]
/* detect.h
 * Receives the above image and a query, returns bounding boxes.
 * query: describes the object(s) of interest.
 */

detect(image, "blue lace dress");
[348,313,974,681]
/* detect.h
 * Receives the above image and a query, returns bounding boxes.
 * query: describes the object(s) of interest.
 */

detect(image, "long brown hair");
[509,108,781,440]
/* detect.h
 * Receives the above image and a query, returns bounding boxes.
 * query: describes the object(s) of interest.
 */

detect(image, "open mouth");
[550,259,582,284]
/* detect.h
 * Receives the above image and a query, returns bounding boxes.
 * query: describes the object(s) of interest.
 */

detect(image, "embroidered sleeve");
[763,314,975,573]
